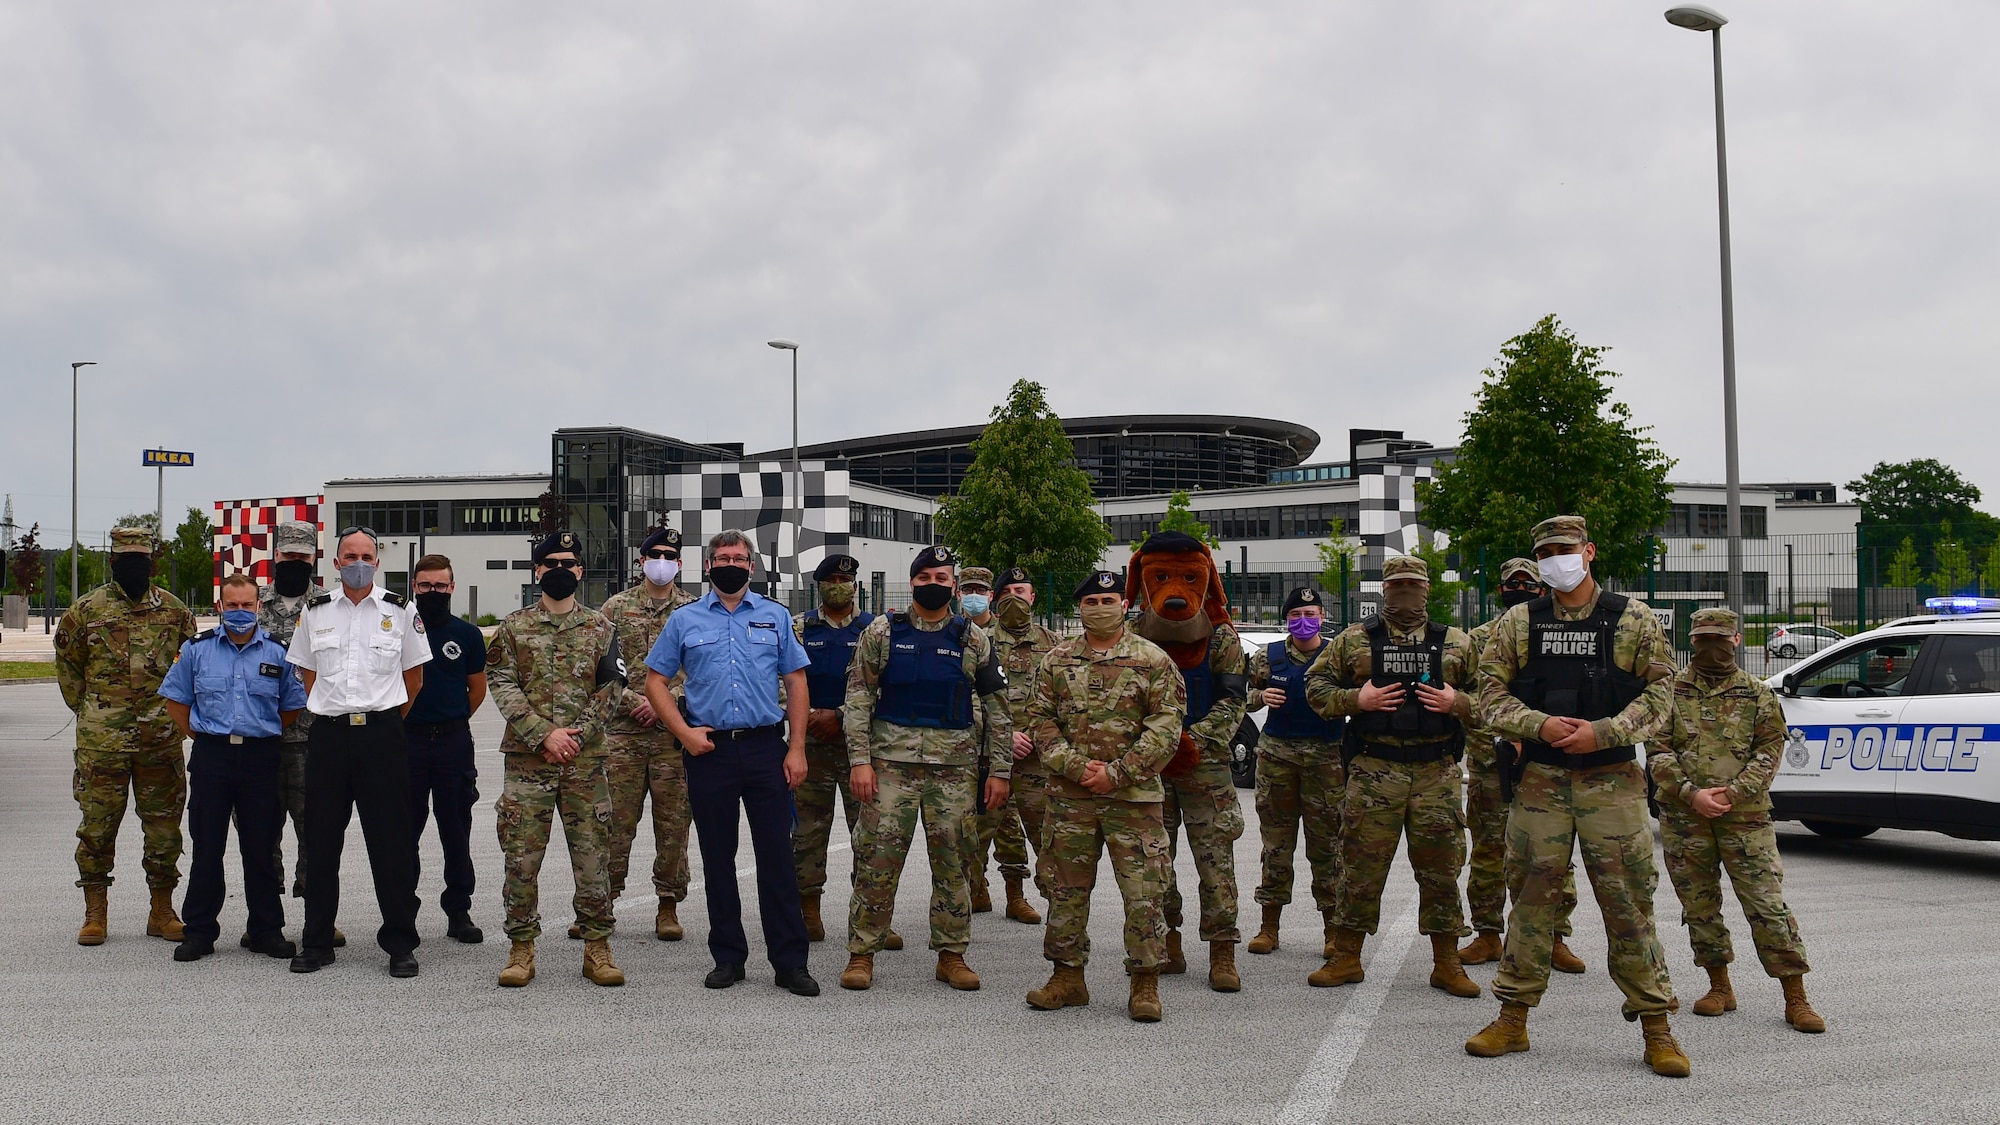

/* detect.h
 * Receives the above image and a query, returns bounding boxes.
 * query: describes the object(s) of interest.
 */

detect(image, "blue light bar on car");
[1924,596,2000,614]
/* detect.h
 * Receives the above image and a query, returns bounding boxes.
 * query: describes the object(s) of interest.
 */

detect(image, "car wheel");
[1229,718,1259,790]
[1774,644,1796,659]
[1802,820,1878,840]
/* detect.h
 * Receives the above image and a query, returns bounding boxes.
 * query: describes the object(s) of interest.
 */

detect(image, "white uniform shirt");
[285,585,432,716]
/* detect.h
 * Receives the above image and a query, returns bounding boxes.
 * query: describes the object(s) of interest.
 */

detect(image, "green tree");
[1848,458,1999,564]
[114,511,161,537]
[1315,518,1360,623]
[1139,490,1219,549]
[1981,542,2000,595]
[1410,538,1468,626]
[1932,524,1976,594]
[1885,536,1923,588]
[167,506,214,607]
[8,523,43,598]
[936,379,1109,584]
[1416,315,1674,581]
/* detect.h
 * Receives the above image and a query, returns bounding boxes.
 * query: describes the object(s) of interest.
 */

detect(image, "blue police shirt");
[158,626,309,739]
[645,590,810,731]
[405,616,487,723]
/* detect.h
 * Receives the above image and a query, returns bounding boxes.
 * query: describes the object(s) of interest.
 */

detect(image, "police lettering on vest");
[875,614,974,730]
[1510,592,1650,766]
[1263,639,1342,742]
[802,611,874,711]
[1349,618,1462,755]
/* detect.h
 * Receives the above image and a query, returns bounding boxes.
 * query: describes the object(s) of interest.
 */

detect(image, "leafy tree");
[1410,537,1468,626]
[167,506,214,607]
[1848,458,1998,564]
[1416,315,1674,581]
[8,523,43,598]
[1139,490,1219,549]
[1885,536,1923,588]
[534,489,571,536]
[114,511,161,537]
[1982,542,2000,595]
[1315,518,1361,623]
[936,379,1109,585]
[1932,525,1976,594]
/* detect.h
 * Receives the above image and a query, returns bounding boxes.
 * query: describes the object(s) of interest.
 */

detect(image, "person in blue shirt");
[404,554,489,945]
[158,572,308,963]
[646,529,818,996]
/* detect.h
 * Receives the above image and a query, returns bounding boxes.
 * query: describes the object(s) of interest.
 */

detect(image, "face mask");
[819,580,855,609]
[1287,615,1323,642]
[415,591,453,626]
[708,564,751,595]
[338,560,377,590]
[538,567,580,601]
[273,559,314,598]
[1079,603,1126,639]
[110,554,153,599]
[1381,584,1428,630]
[961,593,991,617]
[1537,553,1588,593]
[221,608,259,636]
[1500,587,1538,609]
[1689,637,1738,676]
[996,594,1032,630]
[643,558,681,587]
[911,582,955,612]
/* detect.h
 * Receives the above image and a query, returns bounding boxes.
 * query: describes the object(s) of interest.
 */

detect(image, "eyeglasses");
[1500,579,1538,591]
[540,559,582,571]
[710,555,752,566]
[643,550,679,560]
[413,581,452,593]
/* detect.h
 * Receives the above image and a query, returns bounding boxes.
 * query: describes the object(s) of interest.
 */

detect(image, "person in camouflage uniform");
[1304,555,1481,1000]
[958,566,1060,924]
[1243,587,1344,959]
[838,546,1011,993]
[1023,570,1185,1022]
[1459,557,1582,974]
[1651,608,1823,1033]
[1466,515,1689,1078]
[257,520,319,902]
[485,532,626,988]
[55,527,198,945]
[595,527,697,943]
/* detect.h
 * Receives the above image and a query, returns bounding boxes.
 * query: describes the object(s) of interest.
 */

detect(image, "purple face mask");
[1287,615,1323,641]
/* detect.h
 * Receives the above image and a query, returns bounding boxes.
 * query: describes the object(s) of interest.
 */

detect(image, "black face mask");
[538,567,580,601]
[273,559,314,598]
[110,554,153,599]
[1500,587,1539,609]
[708,564,751,595]
[415,591,453,626]
[910,583,955,612]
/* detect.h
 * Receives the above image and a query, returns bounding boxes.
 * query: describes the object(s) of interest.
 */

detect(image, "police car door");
[1891,633,2000,838]
[1770,635,1932,825]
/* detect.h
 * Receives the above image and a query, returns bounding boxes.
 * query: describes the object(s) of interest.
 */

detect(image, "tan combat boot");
[655,897,683,942]
[1429,934,1482,998]
[1465,1002,1531,1056]
[1003,875,1041,924]
[1309,927,1366,988]
[936,950,981,991]
[1128,969,1163,1023]
[1692,965,1736,1016]
[78,886,108,946]
[1162,928,1187,975]
[1323,913,1339,959]
[1025,964,1090,1010]
[1550,936,1586,974]
[1781,975,1825,1033]
[498,940,536,987]
[1209,941,1242,993]
[1246,904,1282,955]
[145,888,185,941]
[582,939,625,986]
[970,877,993,914]
[1640,1013,1691,1077]
[884,929,904,951]
[840,953,874,990]
[1458,930,1502,965]
[801,893,825,942]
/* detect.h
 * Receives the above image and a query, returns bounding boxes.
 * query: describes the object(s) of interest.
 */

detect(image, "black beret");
[1135,530,1206,556]
[532,530,582,563]
[1073,570,1125,599]
[1282,586,1323,614]
[910,544,956,578]
[997,566,1032,589]
[814,554,860,582]
[641,528,682,553]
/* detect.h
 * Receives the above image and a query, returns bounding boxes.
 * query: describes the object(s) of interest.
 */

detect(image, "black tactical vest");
[1348,617,1462,754]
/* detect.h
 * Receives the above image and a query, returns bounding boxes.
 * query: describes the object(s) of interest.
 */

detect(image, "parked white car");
[1764,623,1845,660]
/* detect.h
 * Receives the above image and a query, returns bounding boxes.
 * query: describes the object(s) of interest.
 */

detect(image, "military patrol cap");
[640,527,682,555]
[1073,570,1125,599]
[959,566,995,591]
[1282,587,1323,613]
[997,566,1032,589]
[1499,556,1538,582]
[814,553,860,582]
[1689,607,1740,637]
[532,530,582,563]
[1532,515,1589,550]
[273,520,318,555]
[1135,530,1206,557]
[109,527,154,555]
[1381,555,1429,583]
[910,544,956,577]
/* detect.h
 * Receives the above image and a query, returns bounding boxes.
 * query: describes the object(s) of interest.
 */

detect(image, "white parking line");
[613,841,851,913]
[1274,897,1421,1125]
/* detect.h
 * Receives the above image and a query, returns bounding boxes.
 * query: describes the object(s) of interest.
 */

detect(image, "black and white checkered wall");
[636,461,851,582]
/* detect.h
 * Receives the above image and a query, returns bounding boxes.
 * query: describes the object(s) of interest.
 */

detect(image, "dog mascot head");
[1127,530,1231,668]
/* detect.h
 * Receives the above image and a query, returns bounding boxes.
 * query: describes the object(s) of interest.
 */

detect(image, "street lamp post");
[768,340,801,608]
[1665,4,1744,622]
[70,361,96,606]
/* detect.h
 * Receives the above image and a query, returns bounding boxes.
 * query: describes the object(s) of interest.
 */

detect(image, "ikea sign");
[142,449,194,467]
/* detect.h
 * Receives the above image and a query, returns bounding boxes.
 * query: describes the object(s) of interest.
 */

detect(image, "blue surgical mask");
[339,561,377,590]
[222,609,259,636]
[961,593,991,617]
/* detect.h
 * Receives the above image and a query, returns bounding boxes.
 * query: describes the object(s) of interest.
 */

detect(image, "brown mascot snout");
[1128,530,1234,777]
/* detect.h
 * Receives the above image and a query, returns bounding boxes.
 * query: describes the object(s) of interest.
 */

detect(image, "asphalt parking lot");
[3,681,1995,1124]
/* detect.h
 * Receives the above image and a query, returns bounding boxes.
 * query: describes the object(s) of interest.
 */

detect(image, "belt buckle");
[348,714,368,726]
[229,735,244,745]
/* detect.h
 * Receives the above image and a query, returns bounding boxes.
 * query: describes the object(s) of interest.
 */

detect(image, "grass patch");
[0,661,58,681]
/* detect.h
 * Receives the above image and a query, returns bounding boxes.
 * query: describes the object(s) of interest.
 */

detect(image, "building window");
[486,560,508,570]
[1104,501,1360,544]
[849,503,932,544]
[1658,504,1767,539]
[455,500,542,535]
[335,501,441,536]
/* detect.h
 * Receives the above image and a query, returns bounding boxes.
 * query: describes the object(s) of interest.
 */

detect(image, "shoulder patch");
[383,591,408,607]
[195,628,217,641]
[307,593,333,608]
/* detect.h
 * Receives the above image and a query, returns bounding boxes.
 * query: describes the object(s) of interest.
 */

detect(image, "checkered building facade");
[211,496,323,599]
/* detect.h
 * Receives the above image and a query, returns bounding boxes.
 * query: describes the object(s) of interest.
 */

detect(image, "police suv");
[1767,597,2000,841]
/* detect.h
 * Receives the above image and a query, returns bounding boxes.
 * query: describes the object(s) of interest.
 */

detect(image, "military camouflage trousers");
[1659,804,1809,977]
[1493,761,1674,1017]
[1162,755,1244,942]
[271,740,308,897]
[73,741,186,890]
[964,757,1048,893]
[848,760,975,955]
[1252,741,1343,913]
[793,735,860,897]
[1335,751,1467,937]
[494,754,615,943]
[1465,750,1576,936]
[604,731,691,902]
[1042,793,1169,972]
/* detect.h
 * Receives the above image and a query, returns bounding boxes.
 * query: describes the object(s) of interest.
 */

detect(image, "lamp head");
[71,361,97,371]
[1664,5,1727,31]
[767,340,799,350]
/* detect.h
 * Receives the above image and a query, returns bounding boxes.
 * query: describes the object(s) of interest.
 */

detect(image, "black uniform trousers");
[181,734,286,946]
[685,727,808,973]
[303,711,421,956]
[406,719,479,918]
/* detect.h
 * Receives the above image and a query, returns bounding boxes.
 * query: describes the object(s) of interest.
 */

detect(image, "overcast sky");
[5,0,1996,543]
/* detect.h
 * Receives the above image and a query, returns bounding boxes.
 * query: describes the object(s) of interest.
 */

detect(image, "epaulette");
[307,593,333,608]
[195,628,217,641]
[382,591,408,607]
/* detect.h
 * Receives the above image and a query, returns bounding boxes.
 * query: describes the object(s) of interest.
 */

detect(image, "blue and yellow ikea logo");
[142,449,194,467]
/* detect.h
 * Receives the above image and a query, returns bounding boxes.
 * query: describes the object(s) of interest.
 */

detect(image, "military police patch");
[1098,573,1114,588]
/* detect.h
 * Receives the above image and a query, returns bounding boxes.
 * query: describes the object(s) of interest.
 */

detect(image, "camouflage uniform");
[842,613,1010,955]
[963,618,1063,895]
[258,581,314,896]
[598,582,697,904]
[55,578,197,891]
[1651,664,1810,978]
[1465,614,1577,937]
[485,603,623,943]
[1305,615,1477,937]
[1028,629,1185,970]
[1162,623,1249,943]
[791,606,866,899]
[1245,638,1344,915]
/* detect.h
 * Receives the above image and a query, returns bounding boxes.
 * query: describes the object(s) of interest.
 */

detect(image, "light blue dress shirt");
[645,590,810,731]
[158,626,308,739]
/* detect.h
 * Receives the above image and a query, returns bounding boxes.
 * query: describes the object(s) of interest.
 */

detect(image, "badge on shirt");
[442,640,462,660]
[381,615,394,632]
[749,621,776,630]
[259,663,284,678]
[413,615,426,634]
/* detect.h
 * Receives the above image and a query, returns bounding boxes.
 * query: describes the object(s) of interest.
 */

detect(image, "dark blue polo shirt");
[405,616,488,723]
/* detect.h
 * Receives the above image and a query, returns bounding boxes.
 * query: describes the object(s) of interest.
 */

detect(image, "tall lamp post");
[70,361,97,606]
[768,339,801,607]
[1666,4,1744,622]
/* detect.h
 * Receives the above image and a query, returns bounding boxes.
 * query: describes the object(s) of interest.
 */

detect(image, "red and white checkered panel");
[211,496,322,598]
